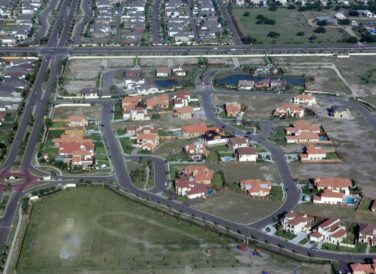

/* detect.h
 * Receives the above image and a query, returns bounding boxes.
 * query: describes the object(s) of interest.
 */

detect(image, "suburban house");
[330,105,351,119]
[314,177,352,196]
[350,261,376,274]
[156,67,171,77]
[175,178,208,200]
[173,67,187,77]
[285,121,321,135]
[122,95,142,112]
[300,144,327,162]
[181,123,207,137]
[235,146,257,162]
[239,179,272,197]
[146,94,169,110]
[225,102,241,117]
[58,140,94,168]
[136,132,159,151]
[282,211,314,234]
[184,142,209,160]
[202,127,225,142]
[274,103,305,118]
[130,108,150,121]
[228,137,248,151]
[254,78,270,89]
[310,218,347,245]
[180,165,214,184]
[79,87,98,98]
[67,115,88,127]
[292,94,317,106]
[174,106,193,120]
[372,201,376,213]
[313,189,345,204]
[238,80,255,91]
[358,223,376,246]
[172,91,191,108]
[286,132,320,144]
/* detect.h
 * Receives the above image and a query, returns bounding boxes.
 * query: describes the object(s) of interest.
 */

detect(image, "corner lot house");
[174,106,193,120]
[228,137,248,151]
[239,179,272,197]
[136,132,159,151]
[350,262,376,274]
[238,80,255,90]
[225,102,241,117]
[235,146,257,162]
[180,165,214,185]
[282,211,314,234]
[67,115,88,127]
[175,179,208,199]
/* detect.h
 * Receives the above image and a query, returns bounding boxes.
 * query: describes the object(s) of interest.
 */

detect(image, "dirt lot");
[194,191,282,224]
[296,203,376,225]
[65,59,102,79]
[212,93,291,120]
[285,99,376,197]
[53,105,102,121]
[62,79,96,94]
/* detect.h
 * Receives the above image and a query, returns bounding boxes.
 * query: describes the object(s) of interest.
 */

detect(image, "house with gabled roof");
[239,179,272,197]
[310,218,347,245]
[282,211,314,234]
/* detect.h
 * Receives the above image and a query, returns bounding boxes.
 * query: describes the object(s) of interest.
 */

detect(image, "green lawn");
[17,187,274,273]
[321,243,367,253]
[269,186,284,201]
[275,229,296,240]
[232,8,347,45]
[119,137,133,154]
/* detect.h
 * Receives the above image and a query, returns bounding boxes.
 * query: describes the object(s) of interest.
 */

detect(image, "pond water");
[153,79,180,88]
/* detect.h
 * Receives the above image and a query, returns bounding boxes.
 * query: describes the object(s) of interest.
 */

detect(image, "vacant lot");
[53,105,102,121]
[15,187,328,274]
[194,191,282,224]
[288,103,376,197]
[232,8,347,44]
[296,203,376,225]
[212,94,291,120]
[65,59,102,79]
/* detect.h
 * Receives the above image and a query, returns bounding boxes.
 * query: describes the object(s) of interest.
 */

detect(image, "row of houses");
[90,0,115,39]
[50,116,95,168]
[121,0,147,45]
[0,58,35,111]
[0,0,43,45]
[164,0,194,45]
[283,211,376,248]
[193,0,225,43]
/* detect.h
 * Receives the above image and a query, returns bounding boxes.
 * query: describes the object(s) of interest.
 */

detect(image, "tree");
[348,10,359,16]
[287,4,296,9]
[317,20,327,26]
[345,36,358,43]
[296,31,305,36]
[267,31,280,38]
[243,11,250,16]
[314,26,326,33]
[338,19,351,25]
[242,35,257,44]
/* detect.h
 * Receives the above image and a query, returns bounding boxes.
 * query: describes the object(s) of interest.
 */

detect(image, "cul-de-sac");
[0,0,375,273]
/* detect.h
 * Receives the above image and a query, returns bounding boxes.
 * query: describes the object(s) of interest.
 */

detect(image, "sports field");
[16,187,331,273]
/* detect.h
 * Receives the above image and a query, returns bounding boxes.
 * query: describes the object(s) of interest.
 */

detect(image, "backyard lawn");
[232,8,348,44]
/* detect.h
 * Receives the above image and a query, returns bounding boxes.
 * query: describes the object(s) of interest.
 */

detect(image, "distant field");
[232,8,347,44]
[15,187,329,273]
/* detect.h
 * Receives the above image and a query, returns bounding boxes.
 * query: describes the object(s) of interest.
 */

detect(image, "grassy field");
[193,191,282,224]
[15,187,330,274]
[232,8,347,44]
[296,203,376,225]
